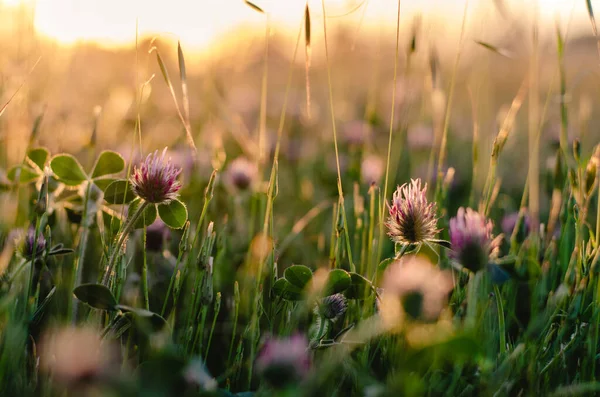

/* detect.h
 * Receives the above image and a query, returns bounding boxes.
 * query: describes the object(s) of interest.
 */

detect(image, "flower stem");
[25,217,41,316]
[141,223,149,310]
[204,292,221,359]
[320,0,354,271]
[71,180,93,321]
[378,0,402,267]
[161,247,185,317]
[102,200,151,286]
[493,284,507,356]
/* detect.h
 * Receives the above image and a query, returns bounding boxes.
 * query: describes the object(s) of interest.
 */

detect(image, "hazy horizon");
[0,0,595,54]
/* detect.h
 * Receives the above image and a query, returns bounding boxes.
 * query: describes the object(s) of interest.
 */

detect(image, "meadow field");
[1,0,600,395]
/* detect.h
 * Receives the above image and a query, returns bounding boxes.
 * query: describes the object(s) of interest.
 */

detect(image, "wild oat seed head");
[130,148,182,204]
[449,207,501,272]
[387,179,439,245]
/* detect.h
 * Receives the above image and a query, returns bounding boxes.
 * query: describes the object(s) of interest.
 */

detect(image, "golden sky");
[1,0,594,51]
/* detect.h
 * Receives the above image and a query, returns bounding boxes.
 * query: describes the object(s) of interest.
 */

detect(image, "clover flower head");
[23,226,46,259]
[146,219,170,252]
[315,293,348,321]
[343,120,372,146]
[387,179,439,246]
[40,326,116,386]
[449,207,502,272]
[379,255,453,325]
[226,156,258,191]
[255,334,310,388]
[361,155,384,185]
[130,148,182,204]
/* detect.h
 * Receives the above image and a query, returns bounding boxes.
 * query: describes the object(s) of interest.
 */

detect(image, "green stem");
[7,259,29,284]
[493,284,507,356]
[228,281,240,365]
[593,273,600,380]
[71,180,93,320]
[466,271,482,329]
[25,217,41,316]
[205,292,221,359]
[161,248,185,317]
[435,0,469,201]
[320,0,354,271]
[378,0,402,266]
[102,200,151,286]
[141,223,149,311]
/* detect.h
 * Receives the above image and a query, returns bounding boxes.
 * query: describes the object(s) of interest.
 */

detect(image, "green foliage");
[284,265,313,289]
[91,150,125,179]
[157,199,188,229]
[128,198,157,229]
[104,179,135,204]
[50,154,88,185]
[73,283,118,310]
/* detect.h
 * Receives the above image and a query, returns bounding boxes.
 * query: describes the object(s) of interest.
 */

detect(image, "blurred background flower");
[225,156,258,192]
[39,326,117,388]
[379,255,453,328]
[255,334,311,389]
[449,207,502,273]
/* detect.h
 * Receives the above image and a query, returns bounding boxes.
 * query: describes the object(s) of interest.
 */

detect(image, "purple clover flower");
[501,211,530,237]
[24,226,46,259]
[130,148,182,204]
[315,293,348,321]
[226,156,258,191]
[145,219,170,252]
[449,207,502,272]
[255,334,310,388]
[387,179,439,246]
[379,255,453,324]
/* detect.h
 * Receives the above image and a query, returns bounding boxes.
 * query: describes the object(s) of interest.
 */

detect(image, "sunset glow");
[1,0,592,52]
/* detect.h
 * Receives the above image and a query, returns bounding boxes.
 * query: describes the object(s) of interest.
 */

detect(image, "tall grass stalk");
[246,14,306,387]
[205,292,221,359]
[25,217,41,316]
[257,14,270,170]
[482,80,528,216]
[141,218,149,310]
[161,221,189,317]
[556,25,570,169]
[228,281,240,365]
[151,43,197,160]
[528,18,540,235]
[467,87,479,208]
[320,0,355,272]
[70,179,93,319]
[435,0,469,199]
[377,0,401,266]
